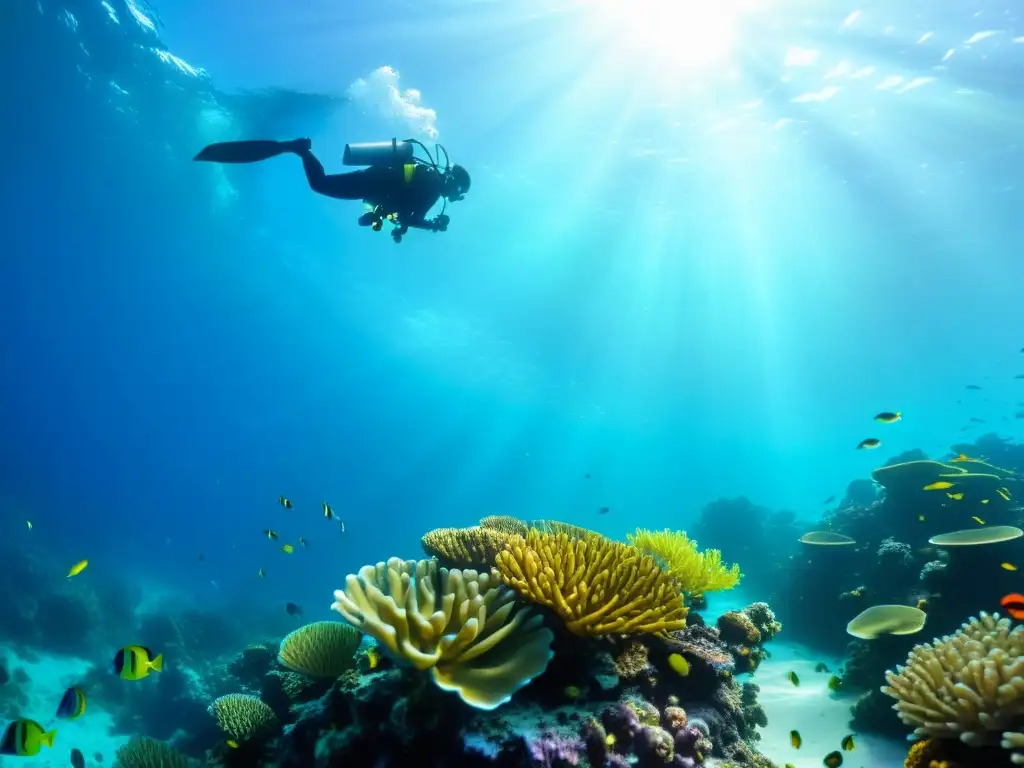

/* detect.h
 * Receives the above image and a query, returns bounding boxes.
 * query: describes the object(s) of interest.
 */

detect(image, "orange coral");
[904,740,934,768]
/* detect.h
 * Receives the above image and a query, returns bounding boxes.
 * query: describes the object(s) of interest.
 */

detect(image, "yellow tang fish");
[923,481,954,491]
[1002,562,1017,571]
[226,740,239,749]
[790,729,802,749]
[281,544,294,554]
[112,645,163,681]
[668,653,690,676]
[67,560,88,579]
[947,492,964,501]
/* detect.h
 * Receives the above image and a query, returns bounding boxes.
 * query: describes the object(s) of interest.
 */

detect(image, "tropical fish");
[668,654,690,677]
[787,671,799,686]
[947,492,964,501]
[966,384,982,390]
[972,516,985,525]
[322,501,334,520]
[923,481,954,491]
[1002,562,1017,571]
[227,739,239,749]
[263,529,278,540]
[814,663,830,673]
[823,495,835,504]
[951,453,971,462]
[286,602,303,617]
[257,568,266,578]
[856,439,880,450]
[970,417,985,423]
[998,488,1012,501]
[56,686,86,720]
[598,506,611,515]
[873,412,901,423]
[71,747,85,768]
[790,730,802,749]
[840,734,855,751]
[981,499,990,504]
[111,645,163,681]
[339,520,346,534]
[918,515,926,522]
[281,544,294,554]
[279,496,293,509]
[298,538,307,547]
[827,675,843,692]
[823,750,843,767]
[25,520,32,530]
[1001,593,1024,619]
[67,560,88,578]
[564,685,581,698]
[0,719,56,756]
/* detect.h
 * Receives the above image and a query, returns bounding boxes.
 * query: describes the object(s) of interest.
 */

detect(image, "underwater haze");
[2,0,1024,766]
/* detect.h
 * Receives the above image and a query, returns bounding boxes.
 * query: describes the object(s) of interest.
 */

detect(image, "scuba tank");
[342,139,415,167]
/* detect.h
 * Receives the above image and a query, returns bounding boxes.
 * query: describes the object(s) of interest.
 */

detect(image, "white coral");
[881,612,1024,762]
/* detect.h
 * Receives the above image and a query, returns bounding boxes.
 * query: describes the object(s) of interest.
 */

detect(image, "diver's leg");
[295,148,367,200]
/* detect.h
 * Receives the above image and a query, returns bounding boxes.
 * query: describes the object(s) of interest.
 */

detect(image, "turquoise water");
[3,0,1024,766]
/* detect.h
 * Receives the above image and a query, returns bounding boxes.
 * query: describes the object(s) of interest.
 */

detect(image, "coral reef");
[421,525,511,570]
[881,612,1024,763]
[112,737,190,768]
[278,621,360,678]
[331,557,554,709]
[627,528,742,595]
[495,530,688,636]
[479,515,531,537]
[208,692,279,742]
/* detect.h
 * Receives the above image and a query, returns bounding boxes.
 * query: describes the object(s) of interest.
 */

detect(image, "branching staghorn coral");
[113,736,190,768]
[495,530,688,636]
[421,525,510,570]
[278,621,360,677]
[207,693,278,741]
[479,515,530,537]
[331,557,554,710]
[881,612,1024,763]
[627,528,742,594]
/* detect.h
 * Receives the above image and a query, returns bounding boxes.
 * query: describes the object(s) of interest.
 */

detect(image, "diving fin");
[193,140,294,164]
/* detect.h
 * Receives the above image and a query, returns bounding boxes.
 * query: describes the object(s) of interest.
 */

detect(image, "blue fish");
[56,687,86,720]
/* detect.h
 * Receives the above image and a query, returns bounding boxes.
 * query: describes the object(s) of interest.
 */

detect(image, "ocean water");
[2,0,1024,766]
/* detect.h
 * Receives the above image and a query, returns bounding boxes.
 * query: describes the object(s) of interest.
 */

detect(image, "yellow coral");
[495,530,688,636]
[331,557,554,710]
[113,737,189,768]
[627,528,742,594]
[421,526,510,570]
[904,740,934,768]
[530,520,597,540]
[207,693,278,741]
[479,515,530,537]
[278,621,360,677]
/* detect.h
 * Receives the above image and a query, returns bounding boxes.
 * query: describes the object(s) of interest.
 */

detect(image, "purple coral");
[634,726,674,767]
[581,719,608,768]
[526,733,581,767]
[601,703,640,748]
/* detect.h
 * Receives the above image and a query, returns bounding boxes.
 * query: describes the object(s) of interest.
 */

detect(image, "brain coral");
[331,557,554,710]
[278,620,360,677]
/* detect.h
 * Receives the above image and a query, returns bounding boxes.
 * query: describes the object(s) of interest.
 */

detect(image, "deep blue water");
[2,0,1024,620]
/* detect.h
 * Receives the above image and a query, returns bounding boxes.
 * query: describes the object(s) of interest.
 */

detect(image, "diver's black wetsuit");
[296,147,444,232]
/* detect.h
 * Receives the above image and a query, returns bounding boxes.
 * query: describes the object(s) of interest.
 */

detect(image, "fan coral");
[613,641,650,678]
[881,612,1024,763]
[742,602,782,641]
[627,528,742,595]
[278,621,360,677]
[495,530,687,636]
[113,737,190,768]
[717,611,761,645]
[331,557,554,710]
[479,514,530,537]
[421,525,509,570]
[207,693,278,741]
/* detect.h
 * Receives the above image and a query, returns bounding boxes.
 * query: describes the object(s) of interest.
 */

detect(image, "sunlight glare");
[590,0,752,70]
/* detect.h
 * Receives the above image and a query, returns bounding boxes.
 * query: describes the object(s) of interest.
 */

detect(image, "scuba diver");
[193,137,471,243]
